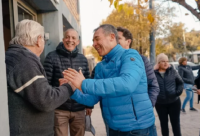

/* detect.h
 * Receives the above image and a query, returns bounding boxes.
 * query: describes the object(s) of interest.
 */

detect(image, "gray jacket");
[6,44,73,136]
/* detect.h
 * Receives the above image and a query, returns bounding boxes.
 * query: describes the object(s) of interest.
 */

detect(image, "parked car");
[169,62,198,77]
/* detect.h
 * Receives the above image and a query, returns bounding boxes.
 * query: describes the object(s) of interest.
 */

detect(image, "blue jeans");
[109,124,157,136]
[182,83,194,109]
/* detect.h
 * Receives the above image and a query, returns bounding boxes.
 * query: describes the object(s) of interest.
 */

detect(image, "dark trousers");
[109,124,157,136]
[155,98,181,136]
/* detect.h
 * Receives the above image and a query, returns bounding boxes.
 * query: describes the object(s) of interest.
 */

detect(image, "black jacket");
[44,42,91,112]
[155,66,184,104]
[178,65,200,85]
[6,44,73,136]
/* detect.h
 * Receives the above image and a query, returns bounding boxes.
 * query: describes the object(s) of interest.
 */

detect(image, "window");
[17,3,37,22]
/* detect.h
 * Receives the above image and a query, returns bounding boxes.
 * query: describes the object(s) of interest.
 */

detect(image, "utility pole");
[149,0,155,65]
[182,30,187,56]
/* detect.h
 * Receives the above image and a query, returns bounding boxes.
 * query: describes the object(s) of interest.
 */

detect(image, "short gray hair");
[94,24,118,43]
[10,19,44,46]
[63,28,79,40]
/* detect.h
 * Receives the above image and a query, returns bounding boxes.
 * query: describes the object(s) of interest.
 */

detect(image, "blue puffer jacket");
[71,44,155,131]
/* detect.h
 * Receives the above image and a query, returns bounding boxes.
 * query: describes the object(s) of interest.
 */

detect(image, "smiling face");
[92,28,116,56]
[63,29,80,52]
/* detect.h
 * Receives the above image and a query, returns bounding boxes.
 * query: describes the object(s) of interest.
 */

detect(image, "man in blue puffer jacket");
[63,24,157,136]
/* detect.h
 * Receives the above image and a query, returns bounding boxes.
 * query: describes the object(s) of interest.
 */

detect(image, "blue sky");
[79,0,200,47]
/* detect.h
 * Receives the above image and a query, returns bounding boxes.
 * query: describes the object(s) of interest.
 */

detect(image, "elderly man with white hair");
[6,19,74,136]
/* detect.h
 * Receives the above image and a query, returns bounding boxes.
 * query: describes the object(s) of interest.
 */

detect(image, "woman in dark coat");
[154,53,184,136]
[178,57,199,113]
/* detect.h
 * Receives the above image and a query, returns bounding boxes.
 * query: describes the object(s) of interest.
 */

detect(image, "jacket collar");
[103,44,122,62]
[154,66,172,74]
[56,42,78,57]
[8,44,40,60]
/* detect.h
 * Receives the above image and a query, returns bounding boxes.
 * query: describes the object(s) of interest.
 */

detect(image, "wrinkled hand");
[197,89,200,95]
[63,68,85,90]
[59,78,69,86]
[59,78,76,91]
[86,108,92,116]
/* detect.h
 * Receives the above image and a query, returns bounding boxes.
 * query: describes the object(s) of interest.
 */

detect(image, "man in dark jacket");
[43,28,92,136]
[117,27,160,107]
[6,20,73,136]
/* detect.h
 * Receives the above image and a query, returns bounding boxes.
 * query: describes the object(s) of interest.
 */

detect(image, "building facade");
[0,0,82,135]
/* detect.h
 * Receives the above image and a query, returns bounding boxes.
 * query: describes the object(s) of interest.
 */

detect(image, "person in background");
[117,26,160,107]
[178,57,200,113]
[6,19,74,136]
[154,53,183,136]
[44,29,92,136]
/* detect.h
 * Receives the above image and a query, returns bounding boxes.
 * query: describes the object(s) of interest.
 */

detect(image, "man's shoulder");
[46,50,58,57]
[121,49,142,61]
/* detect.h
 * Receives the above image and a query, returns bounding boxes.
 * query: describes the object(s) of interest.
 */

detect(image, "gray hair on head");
[10,19,44,46]
[94,24,118,43]
[63,28,79,40]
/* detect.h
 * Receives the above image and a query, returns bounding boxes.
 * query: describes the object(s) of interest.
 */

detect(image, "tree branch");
[172,0,200,20]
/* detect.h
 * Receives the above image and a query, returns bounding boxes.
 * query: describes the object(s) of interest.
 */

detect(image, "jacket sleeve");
[83,58,94,109]
[141,55,160,107]
[71,89,101,107]
[43,53,54,85]
[175,70,184,96]
[178,67,191,83]
[8,61,73,112]
[81,49,145,97]
[83,58,91,79]
[191,65,200,70]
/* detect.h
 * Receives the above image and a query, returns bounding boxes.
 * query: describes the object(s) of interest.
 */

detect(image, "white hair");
[10,19,44,46]
[63,28,79,39]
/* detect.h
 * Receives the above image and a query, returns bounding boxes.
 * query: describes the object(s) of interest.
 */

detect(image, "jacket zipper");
[131,97,137,120]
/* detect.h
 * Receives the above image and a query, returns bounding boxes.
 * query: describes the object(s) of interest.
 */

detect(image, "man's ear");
[76,39,80,46]
[127,39,132,45]
[36,36,41,47]
[110,33,115,41]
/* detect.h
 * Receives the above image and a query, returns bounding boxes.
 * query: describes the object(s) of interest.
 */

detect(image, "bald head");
[63,29,79,39]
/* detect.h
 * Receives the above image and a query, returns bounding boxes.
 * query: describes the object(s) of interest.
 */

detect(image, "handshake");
[59,68,85,92]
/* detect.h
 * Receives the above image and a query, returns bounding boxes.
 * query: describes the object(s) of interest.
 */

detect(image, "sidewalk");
[85,92,200,136]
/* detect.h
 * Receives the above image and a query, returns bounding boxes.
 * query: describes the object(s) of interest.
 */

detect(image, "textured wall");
[0,1,10,135]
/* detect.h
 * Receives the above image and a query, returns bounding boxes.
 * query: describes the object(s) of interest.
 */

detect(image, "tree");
[108,0,200,21]
[167,23,186,53]
[185,30,200,52]
[102,2,175,55]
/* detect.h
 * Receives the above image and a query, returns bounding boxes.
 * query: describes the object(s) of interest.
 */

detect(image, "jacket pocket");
[131,97,137,120]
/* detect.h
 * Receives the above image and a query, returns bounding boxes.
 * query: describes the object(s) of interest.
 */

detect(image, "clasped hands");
[59,68,85,92]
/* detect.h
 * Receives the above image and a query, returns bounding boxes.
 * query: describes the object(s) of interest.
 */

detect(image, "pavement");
[85,91,200,136]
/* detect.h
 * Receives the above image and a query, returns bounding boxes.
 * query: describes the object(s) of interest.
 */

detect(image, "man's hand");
[197,89,200,95]
[59,78,69,86]
[86,108,92,116]
[63,68,85,90]
[59,78,76,91]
